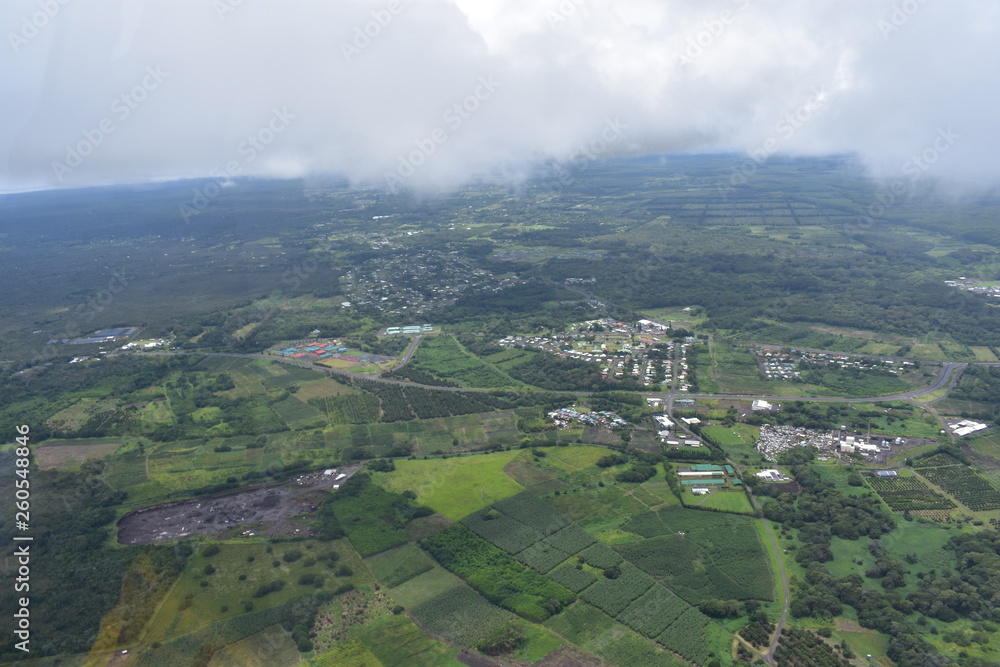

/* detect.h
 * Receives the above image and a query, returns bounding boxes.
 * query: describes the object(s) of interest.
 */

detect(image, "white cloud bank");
[1,0,998,194]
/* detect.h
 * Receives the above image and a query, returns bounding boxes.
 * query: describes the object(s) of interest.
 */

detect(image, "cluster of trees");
[762,466,896,567]
[948,366,1000,420]
[774,627,852,667]
[421,524,575,622]
[908,529,1000,623]
[0,459,183,661]
[744,401,861,432]
[543,236,1000,347]
[738,609,775,647]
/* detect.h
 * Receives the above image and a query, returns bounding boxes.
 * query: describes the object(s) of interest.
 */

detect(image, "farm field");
[701,424,758,447]
[867,474,956,512]
[370,450,525,519]
[913,453,1000,511]
[34,438,124,468]
[689,489,754,514]
[405,335,524,388]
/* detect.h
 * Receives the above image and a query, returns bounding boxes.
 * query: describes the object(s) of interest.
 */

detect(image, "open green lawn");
[370,450,525,519]
[543,445,611,473]
[833,625,889,662]
[691,489,754,514]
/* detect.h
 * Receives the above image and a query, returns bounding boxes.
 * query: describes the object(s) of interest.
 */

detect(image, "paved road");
[135,354,968,405]
[733,457,789,666]
[763,512,790,666]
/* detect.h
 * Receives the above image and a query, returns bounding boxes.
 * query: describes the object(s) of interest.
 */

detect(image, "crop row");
[919,466,1000,511]
[421,524,575,622]
[410,586,516,648]
[544,524,597,555]
[615,584,689,639]
[869,476,955,511]
[517,541,571,573]
[549,565,598,593]
[656,606,711,665]
[579,563,654,616]
[493,492,571,536]
[464,511,545,554]
[578,543,624,569]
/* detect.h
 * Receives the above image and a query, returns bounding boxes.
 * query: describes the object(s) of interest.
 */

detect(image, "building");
[752,400,773,411]
[653,415,675,429]
[678,465,724,477]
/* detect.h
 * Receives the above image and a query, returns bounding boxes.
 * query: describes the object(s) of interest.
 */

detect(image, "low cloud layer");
[1,0,998,194]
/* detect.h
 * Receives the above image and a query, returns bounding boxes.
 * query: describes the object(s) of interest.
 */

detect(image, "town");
[496,318,697,390]
[755,347,916,380]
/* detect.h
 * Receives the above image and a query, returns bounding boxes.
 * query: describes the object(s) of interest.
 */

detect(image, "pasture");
[371,450,525,519]
[142,539,369,645]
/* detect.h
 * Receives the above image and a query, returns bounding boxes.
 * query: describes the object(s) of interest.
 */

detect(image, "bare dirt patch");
[35,440,123,469]
[535,645,608,666]
[117,465,362,545]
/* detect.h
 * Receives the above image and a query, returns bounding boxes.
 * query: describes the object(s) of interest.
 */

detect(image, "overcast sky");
[1,0,998,195]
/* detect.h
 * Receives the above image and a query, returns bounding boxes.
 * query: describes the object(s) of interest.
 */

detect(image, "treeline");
[744,401,867,432]
[0,356,200,441]
[537,242,1000,347]
[382,366,460,387]
[349,380,570,422]
[0,458,183,661]
[948,366,1000,421]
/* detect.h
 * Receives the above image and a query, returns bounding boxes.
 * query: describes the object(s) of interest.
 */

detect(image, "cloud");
[1,0,998,194]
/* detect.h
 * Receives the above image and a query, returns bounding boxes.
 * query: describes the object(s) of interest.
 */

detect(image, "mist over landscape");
[8,3,1000,667]
[2,0,999,194]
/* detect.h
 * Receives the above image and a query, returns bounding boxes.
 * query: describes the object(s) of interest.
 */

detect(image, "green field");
[386,564,464,609]
[371,450,525,519]
[407,335,523,388]
[690,489,755,514]
[142,539,369,645]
